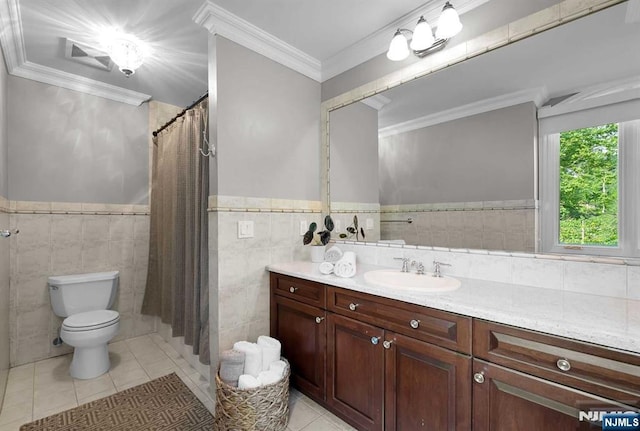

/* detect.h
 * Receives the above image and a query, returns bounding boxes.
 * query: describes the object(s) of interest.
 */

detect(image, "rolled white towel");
[334,251,357,278]
[238,374,260,390]
[319,261,334,275]
[258,370,283,386]
[324,246,344,263]
[233,341,262,377]
[269,360,288,378]
[257,336,281,371]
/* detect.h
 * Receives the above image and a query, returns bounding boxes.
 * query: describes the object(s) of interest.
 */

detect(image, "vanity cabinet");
[472,320,640,431]
[270,273,326,401]
[270,271,640,430]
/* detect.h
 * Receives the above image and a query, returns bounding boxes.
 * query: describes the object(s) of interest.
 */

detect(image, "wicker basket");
[213,359,290,431]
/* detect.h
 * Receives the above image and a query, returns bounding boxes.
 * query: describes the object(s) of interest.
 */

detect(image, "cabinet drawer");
[327,287,471,354]
[271,273,326,308]
[473,320,640,406]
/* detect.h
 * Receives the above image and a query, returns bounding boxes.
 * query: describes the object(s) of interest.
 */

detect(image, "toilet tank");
[48,271,119,317]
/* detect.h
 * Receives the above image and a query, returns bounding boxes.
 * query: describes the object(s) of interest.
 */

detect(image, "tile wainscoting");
[209,196,323,352]
[0,197,10,410]
[7,201,156,366]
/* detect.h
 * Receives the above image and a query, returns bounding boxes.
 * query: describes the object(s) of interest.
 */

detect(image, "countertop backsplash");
[329,240,640,301]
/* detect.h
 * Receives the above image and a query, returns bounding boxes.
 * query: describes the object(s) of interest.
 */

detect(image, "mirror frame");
[320,0,625,239]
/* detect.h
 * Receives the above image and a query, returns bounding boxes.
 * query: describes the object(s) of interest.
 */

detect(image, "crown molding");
[538,75,640,119]
[321,0,491,82]
[12,62,151,106]
[360,94,391,111]
[0,0,150,106]
[379,87,548,138]
[0,0,26,71]
[194,1,322,82]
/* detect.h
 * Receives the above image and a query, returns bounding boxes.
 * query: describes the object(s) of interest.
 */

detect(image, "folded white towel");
[233,341,262,378]
[258,370,283,386]
[334,251,357,278]
[319,261,334,275]
[238,374,260,390]
[257,335,281,371]
[324,246,344,263]
[269,360,288,378]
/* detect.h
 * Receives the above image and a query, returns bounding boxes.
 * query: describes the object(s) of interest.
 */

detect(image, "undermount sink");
[363,269,461,292]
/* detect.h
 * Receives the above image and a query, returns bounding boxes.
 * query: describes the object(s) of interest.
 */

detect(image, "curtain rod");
[152,92,209,137]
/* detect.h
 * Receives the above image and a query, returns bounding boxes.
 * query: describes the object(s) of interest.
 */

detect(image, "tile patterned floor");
[0,333,355,431]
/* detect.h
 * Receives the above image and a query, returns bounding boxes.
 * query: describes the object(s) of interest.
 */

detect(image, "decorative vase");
[310,245,325,263]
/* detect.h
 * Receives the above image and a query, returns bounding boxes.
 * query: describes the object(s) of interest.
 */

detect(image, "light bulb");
[387,30,410,61]
[435,2,463,40]
[410,16,435,51]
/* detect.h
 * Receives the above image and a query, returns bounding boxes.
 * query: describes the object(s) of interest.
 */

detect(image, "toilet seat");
[62,310,120,332]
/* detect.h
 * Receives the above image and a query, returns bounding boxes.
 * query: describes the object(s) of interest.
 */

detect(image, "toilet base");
[69,344,111,379]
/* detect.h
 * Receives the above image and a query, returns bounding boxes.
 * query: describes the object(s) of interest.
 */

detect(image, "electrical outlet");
[366,218,374,230]
[300,220,308,236]
[238,220,254,238]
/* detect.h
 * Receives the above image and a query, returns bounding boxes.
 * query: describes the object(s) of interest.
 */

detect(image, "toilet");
[48,271,120,379]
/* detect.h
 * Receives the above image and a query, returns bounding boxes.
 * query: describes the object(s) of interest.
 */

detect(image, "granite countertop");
[267,261,640,355]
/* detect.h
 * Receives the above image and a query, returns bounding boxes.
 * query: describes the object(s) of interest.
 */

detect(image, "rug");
[20,373,214,431]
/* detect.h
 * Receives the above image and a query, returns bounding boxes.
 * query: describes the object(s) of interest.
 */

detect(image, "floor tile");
[300,416,342,431]
[73,373,116,400]
[288,397,323,431]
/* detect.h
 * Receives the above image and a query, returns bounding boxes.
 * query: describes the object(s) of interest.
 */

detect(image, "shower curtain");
[142,100,210,365]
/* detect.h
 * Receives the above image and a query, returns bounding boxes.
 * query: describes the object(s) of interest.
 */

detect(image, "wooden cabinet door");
[327,313,385,431]
[270,295,326,401]
[385,331,472,431]
[473,360,634,431]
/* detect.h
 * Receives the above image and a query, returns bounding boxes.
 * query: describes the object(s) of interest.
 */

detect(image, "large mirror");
[329,2,640,255]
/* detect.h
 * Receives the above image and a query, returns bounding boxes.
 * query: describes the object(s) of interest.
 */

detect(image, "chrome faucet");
[394,257,411,273]
[413,261,426,275]
[433,260,451,278]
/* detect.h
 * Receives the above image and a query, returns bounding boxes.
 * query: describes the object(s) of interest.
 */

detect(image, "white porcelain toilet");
[48,271,120,379]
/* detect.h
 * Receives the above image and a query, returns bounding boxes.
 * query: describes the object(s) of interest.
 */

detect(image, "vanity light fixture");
[103,32,147,77]
[386,1,463,61]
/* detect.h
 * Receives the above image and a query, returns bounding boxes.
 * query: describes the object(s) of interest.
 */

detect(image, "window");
[540,106,640,258]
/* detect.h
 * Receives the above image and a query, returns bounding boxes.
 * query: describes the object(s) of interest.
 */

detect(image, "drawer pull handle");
[556,358,571,372]
[315,317,325,324]
[371,336,381,345]
[410,319,420,329]
[383,340,393,349]
[289,286,298,293]
[348,303,359,311]
[473,372,485,384]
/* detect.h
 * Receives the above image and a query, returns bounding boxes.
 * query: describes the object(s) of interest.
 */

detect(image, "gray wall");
[8,77,149,204]
[215,37,320,200]
[379,102,536,205]
[330,102,379,203]
[321,0,560,102]
[0,42,9,412]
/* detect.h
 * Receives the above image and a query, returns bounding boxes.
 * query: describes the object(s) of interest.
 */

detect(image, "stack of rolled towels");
[219,335,288,390]
[318,246,357,278]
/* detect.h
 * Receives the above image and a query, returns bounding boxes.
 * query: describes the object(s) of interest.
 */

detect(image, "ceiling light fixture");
[387,1,463,61]
[104,32,146,77]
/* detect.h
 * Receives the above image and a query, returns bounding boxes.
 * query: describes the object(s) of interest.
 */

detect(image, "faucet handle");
[412,260,425,275]
[394,257,411,272]
[432,260,451,277]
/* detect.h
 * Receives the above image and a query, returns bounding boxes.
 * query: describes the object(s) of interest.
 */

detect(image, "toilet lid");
[63,310,120,332]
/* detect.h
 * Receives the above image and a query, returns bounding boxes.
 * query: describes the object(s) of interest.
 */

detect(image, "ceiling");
[0,0,489,107]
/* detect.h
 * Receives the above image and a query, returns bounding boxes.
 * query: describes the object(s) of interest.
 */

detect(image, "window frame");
[540,120,640,257]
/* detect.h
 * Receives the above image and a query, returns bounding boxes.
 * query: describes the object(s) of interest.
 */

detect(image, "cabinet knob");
[383,340,394,349]
[556,358,571,372]
[473,372,485,384]
[315,316,325,324]
[289,286,298,293]
[348,303,359,311]
[371,336,381,345]
[409,319,420,329]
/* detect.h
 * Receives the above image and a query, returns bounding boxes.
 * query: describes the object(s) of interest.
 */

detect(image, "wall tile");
[628,266,640,301]
[563,261,627,298]
[82,241,110,272]
[51,243,83,274]
[511,258,564,290]
[82,216,110,243]
[50,216,83,246]
[109,216,135,241]
[14,214,50,252]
